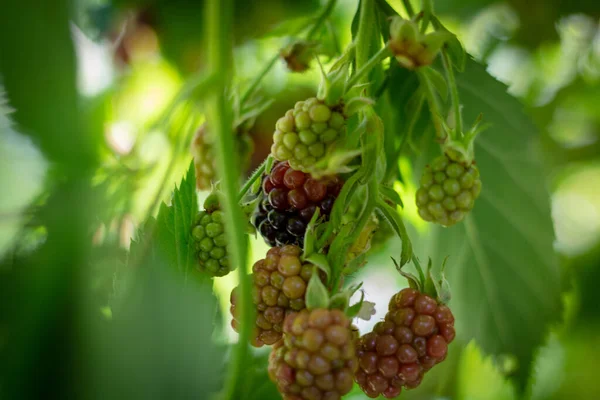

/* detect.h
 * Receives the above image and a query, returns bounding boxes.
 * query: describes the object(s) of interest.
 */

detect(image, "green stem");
[354,0,377,91]
[421,0,433,32]
[416,68,446,142]
[236,156,271,202]
[146,107,199,217]
[441,49,463,136]
[239,54,279,106]
[204,2,251,400]
[344,43,392,94]
[239,0,338,105]
[411,254,426,290]
[306,0,338,41]
[151,73,217,132]
[401,0,415,17]
[330,177,377,291]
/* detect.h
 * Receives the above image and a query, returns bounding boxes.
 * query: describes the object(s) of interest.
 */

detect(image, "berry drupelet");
[253,161,342,247]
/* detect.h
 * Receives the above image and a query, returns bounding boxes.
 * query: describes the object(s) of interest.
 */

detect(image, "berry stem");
[236,155,272,202]
[343,43,392,95]
[306,0,338,41]
[151,73,217,131]
[441,48,463,137]
[400,0,415,17]
[240,0,338,105]
[375,199,412,266]
[411,254,426,290]
[420,0,433,33]
[416,68,447,142]
[354,0,379,94]
[204,1,252,399]
[239,54,279,106]
[145,108,201,217]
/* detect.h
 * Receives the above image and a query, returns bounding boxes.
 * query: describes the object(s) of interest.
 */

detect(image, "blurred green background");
[1,0,599,399]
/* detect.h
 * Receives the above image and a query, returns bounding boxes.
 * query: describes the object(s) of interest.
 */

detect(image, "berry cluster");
[253,161,342,247]
[354,288,455,398]
[271,97,346,173]
[192,124,253,190]
[416,154,482,226]
[268,309,358,400]
[192,208,230,277]
[230,245,325,347]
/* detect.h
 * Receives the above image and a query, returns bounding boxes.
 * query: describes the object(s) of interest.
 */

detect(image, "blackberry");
[191,124,253,190]
[268,309,358,400]
[252,161,342,247]
[191,194,230,277]
[230,245,326,347]
[354,288,455,398]
[416,154,482,226]
[271,97,346,174]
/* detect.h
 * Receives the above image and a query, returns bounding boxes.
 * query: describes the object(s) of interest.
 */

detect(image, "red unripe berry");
[283,169,306,189]
[304,178,327,202]
[271,162,289,186]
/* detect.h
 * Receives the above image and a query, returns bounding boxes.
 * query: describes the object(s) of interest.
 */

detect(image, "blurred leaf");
[411,59,563,389]
[432,16,467,72]
[114,161,200,310]
[526,334,564,400]
[105,164,224,398]
[261,16,316,38]
[0,0,97,172]
[457,341,516,400]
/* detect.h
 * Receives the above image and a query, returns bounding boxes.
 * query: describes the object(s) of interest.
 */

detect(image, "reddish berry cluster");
[230,245,324,347]
[268,309,358,400]
[253,162,342,247]
[354,288,455,398]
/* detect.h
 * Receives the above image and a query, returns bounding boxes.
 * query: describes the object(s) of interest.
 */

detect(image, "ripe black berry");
[252,162,342,247]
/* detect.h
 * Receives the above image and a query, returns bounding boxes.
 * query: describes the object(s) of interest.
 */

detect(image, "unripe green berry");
[271,97,346,174]
[192,209,231,277]
[416,154,481,226]
[310,104,331,122]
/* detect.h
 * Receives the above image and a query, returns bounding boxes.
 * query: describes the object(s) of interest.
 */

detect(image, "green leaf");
[432,16,467,72]
[375,200,412,267]
[304,253,331,279]
[106,166,223,398]
[379,184,403,207]
[305,268,330,310]
[412,59,562,389]
[154,161,199,277]
[457,342,516,400]
[422,66,449,102]
[303,207,322,257]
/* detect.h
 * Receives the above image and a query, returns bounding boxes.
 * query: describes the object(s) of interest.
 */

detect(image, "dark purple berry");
[268,210,287,229]
[269,188,289,211]
[287,218,306,237]
[319,195,336,214]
